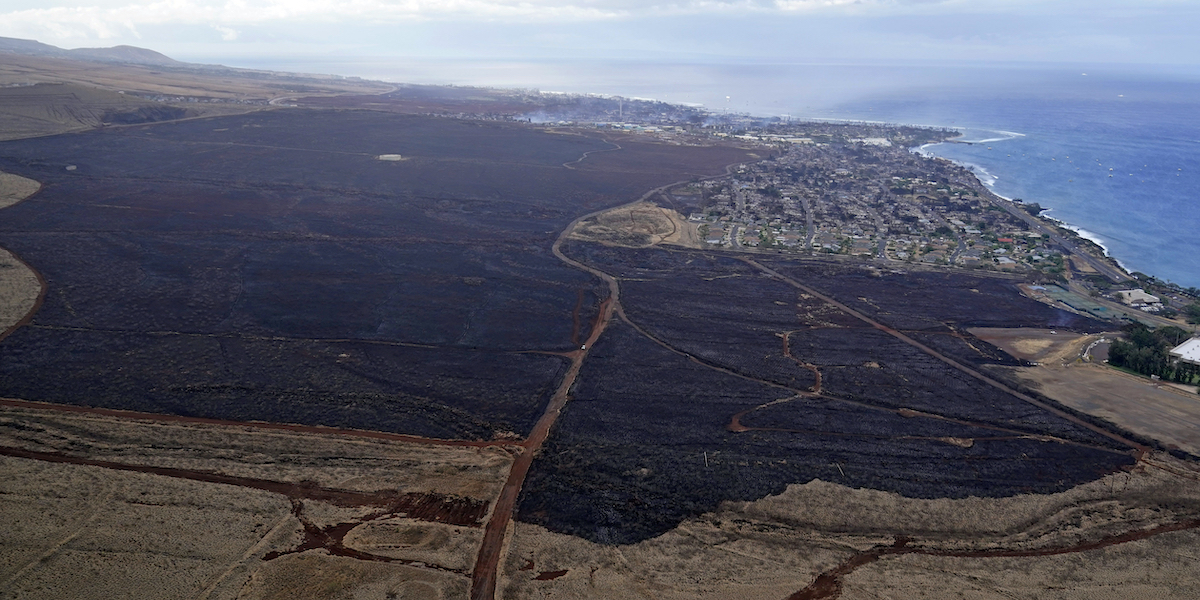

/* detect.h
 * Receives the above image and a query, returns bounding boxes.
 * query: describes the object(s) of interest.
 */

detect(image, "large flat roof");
[1170,338,1200,365]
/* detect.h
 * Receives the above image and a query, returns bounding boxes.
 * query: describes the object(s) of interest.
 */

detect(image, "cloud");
[0,0,1194,66]
[214,24,239,40]
[0,1,647,45]
[0,0,1184,42]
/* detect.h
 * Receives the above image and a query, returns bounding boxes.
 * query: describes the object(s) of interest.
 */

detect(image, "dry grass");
[0,403,513,498]
[345,520,484,573]
[568,201,699,249]
[502,454,1200,599]
[0,246,40,336]
[843,528,1200,599]
[0,55,391,140]
[1,457,295,600]
[238,553,466,600]
[0,54,390,101]
[1012,364,1200,456]
[970,327,1095,364]
[0,402,511,599]
[0,171,40,209]
[0,171,43,337]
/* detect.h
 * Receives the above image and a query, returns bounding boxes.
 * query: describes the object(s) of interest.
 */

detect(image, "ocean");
[222,57,1200,288]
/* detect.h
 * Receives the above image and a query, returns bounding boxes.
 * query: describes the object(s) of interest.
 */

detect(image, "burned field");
[0,105,1157,568]
[518,244,1137,544]
[0,109,753,440]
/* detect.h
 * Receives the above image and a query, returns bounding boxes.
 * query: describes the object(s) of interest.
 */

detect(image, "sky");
[1,0,1199,69]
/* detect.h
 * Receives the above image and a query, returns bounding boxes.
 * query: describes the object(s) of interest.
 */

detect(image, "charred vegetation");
[0,110,752,440]
[518,243,1135,544]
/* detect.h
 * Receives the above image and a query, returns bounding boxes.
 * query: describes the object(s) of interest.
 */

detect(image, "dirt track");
[740,257,1146,455]
[0,397,514,448]
[469,163,742,600]
[469,297,615,600]
[0,444,487,526]
[501,454,1200,600]
[789,517,1200,600]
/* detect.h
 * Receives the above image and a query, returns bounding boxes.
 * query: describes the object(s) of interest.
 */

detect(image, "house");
[1114,289,1160,306]
[994,256,1017,269]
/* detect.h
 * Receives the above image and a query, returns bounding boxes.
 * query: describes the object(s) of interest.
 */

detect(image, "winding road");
[467,159,740,600]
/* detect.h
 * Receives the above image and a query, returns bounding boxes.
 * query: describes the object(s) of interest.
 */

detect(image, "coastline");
[1039,211,1129,273]
[914,137,1130,277]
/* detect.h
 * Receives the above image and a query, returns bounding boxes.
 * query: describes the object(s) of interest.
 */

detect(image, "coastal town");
[527,98,1200,330]
[681,127,1200,327]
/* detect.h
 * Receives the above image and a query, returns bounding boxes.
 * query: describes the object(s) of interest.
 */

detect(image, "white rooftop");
[1170,338,1200,366]
[1114,289,1160,305]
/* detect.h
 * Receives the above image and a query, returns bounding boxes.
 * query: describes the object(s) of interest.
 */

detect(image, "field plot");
[0,401,511,600]
[0,110,753,440]
[1020,364,1200,457]
[567,201,698,248]
[519,243,1137,544]
[971,327,1092,364]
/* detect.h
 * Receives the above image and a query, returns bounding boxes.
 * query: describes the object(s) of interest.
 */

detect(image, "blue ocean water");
[221,57,1200,287]
[828,69,1200,290]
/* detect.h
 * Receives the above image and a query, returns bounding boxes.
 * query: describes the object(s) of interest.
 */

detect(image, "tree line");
[1107,323,1199,387]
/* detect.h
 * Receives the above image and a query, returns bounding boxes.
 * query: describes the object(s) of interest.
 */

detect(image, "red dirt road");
[787,518,1200,600]
[0,444,488,526]
[467,167,722,600]
[468,299,614,600]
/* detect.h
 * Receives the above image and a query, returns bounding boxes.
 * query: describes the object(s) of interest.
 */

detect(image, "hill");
[0,36,180,66]
[0,39,395,139]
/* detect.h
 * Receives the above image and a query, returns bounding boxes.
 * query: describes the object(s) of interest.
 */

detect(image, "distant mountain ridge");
[0,36,179,66]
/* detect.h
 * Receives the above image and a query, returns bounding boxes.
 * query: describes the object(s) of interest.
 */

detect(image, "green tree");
[1107,323,1184,380]
[1184,303,1200,324]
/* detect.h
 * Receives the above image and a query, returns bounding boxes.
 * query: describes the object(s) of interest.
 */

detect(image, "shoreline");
[913,137,1134,280]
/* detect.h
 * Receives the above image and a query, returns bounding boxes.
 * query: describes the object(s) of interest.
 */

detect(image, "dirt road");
[468,164,741,600]
[740,257,1146,455]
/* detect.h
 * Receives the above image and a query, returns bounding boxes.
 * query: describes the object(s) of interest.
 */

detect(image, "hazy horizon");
[4,1,1199,73]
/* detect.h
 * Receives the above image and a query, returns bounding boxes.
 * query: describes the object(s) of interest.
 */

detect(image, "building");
[1171,338,1200,367]
[1114,289,1160,306]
